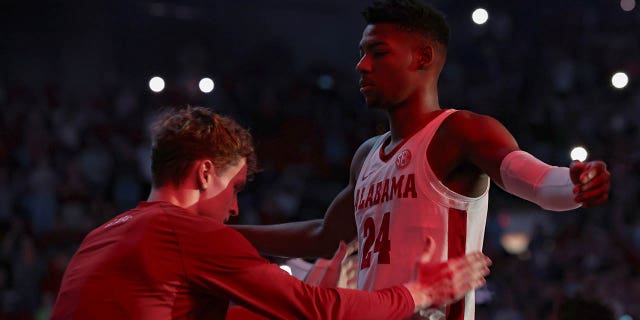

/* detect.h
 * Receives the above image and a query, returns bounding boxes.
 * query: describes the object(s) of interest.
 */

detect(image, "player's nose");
[356,54,371,73]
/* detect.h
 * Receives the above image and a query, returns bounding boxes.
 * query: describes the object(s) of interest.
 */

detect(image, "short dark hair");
[362,0,450,48]
[150,106,257,187]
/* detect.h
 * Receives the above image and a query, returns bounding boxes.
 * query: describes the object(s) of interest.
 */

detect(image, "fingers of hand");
[581,193,609,208]
[420,236,436,263]
[448,254,490,293]
[419,256,490,297]
[448,252,491,274]
[569,160,584,170]
[569,161,585,183]
[575,183,611,204]
[574,172,610,193]
[345,239,359,257]
[452,263,490,287]
[331,241,348,262]
[578,161,608,183]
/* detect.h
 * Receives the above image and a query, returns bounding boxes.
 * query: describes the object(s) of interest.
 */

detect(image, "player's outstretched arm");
[448,111,610,210]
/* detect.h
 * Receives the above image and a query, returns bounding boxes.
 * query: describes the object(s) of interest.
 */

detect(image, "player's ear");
[418,44,434,70]
[197,160,215,190]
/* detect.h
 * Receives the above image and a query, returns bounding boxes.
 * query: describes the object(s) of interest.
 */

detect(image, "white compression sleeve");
[499,150,580,211]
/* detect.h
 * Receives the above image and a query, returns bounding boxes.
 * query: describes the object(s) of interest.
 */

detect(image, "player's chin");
[363,97,382,109]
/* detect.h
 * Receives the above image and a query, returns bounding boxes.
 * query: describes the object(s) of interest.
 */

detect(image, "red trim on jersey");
[379,136,409,162]
[378,109,449,162]
[447,208,467,320]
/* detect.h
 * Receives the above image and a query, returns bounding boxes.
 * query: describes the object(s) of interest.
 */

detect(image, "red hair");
[150,106,257,187]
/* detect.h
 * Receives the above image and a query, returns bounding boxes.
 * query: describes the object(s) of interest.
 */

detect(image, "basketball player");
[234,0,611,319]
[50,106,492,319]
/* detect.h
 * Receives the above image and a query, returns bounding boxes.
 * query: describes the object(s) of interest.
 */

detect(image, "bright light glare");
[611,72,629,89]
[279,265,292,275]
[199,77,215,93]
[619,315,633,320]
[149,76,165,93]
[620,0,636,11]
[472,8,489,25]
[570,146,588,162]
[500,232,530,255]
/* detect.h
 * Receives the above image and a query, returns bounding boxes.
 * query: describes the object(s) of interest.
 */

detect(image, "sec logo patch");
[395,149,412,169]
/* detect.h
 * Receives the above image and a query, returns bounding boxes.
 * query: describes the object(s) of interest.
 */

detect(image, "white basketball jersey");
[354,109,489,320]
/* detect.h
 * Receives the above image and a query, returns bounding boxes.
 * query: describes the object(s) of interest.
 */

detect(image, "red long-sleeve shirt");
[51,201,414,319]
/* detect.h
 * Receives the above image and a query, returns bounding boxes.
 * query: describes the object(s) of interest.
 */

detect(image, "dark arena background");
[1,0,639,319]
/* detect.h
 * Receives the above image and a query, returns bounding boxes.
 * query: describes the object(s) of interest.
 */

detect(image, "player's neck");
[387,92,440,142]
[147,186,199,215]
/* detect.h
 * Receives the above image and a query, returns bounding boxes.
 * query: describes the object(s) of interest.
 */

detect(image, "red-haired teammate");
[234,1,611,319]
[50,107,491,320]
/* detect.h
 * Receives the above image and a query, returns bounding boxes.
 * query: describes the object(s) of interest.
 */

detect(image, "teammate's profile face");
[356,23,423,109]
[197,159,247,223]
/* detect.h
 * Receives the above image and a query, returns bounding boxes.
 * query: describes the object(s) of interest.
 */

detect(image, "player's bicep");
[318,187,357,248]
[455,112,519,186]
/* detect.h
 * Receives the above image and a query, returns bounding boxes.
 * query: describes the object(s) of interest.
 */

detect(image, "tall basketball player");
[234,1,611,319]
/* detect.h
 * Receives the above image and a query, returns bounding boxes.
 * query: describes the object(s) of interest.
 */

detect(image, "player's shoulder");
[442,109,517,150]
[348,134,386,182]
[169,214,261,255]
[352,134,386,163]
[447,109,497,125]
[356,135,383,155]
[443,109,504,136]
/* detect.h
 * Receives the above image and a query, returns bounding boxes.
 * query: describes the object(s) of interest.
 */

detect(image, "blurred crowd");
[1,1,639,319]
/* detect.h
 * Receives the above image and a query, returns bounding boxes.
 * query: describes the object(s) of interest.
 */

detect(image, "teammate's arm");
[447,111,610,210]
[233,137,378,258]
[214,231,492,320]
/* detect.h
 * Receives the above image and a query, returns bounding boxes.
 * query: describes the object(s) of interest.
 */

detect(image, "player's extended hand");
[403,237,491,311]
[569,160,610,208]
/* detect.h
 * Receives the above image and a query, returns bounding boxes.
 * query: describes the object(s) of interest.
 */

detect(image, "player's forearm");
[233,219,338,258]
[499,150,580,211]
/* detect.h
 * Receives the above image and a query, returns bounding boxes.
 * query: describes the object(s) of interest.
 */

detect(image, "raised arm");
[233,137,379,258]
[446,110,610,210]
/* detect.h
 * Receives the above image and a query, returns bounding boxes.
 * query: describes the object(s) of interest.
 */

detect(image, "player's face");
[356,23,423,109]
[197,158,247,223]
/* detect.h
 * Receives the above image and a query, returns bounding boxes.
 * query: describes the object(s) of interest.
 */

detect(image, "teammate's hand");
[569,160,610,208]
[403,237,491,311]
[336,241,359,289]
[307,240,358,288]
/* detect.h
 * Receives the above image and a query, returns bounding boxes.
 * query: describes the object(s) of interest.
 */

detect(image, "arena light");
[279,265,292,275]
[149,76,165,93]
[500,232,530,255]
[570,146,588,162]
[611,72,629,89]
[620,0,636,11]
[317,74,335,90]
[472,8,489,25]
[199,77,215,93]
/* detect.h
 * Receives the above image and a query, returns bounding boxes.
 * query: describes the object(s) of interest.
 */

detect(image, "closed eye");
[373,51,389,57]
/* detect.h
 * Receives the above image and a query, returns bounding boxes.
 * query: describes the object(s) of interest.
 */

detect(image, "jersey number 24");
[360,211,391,269]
